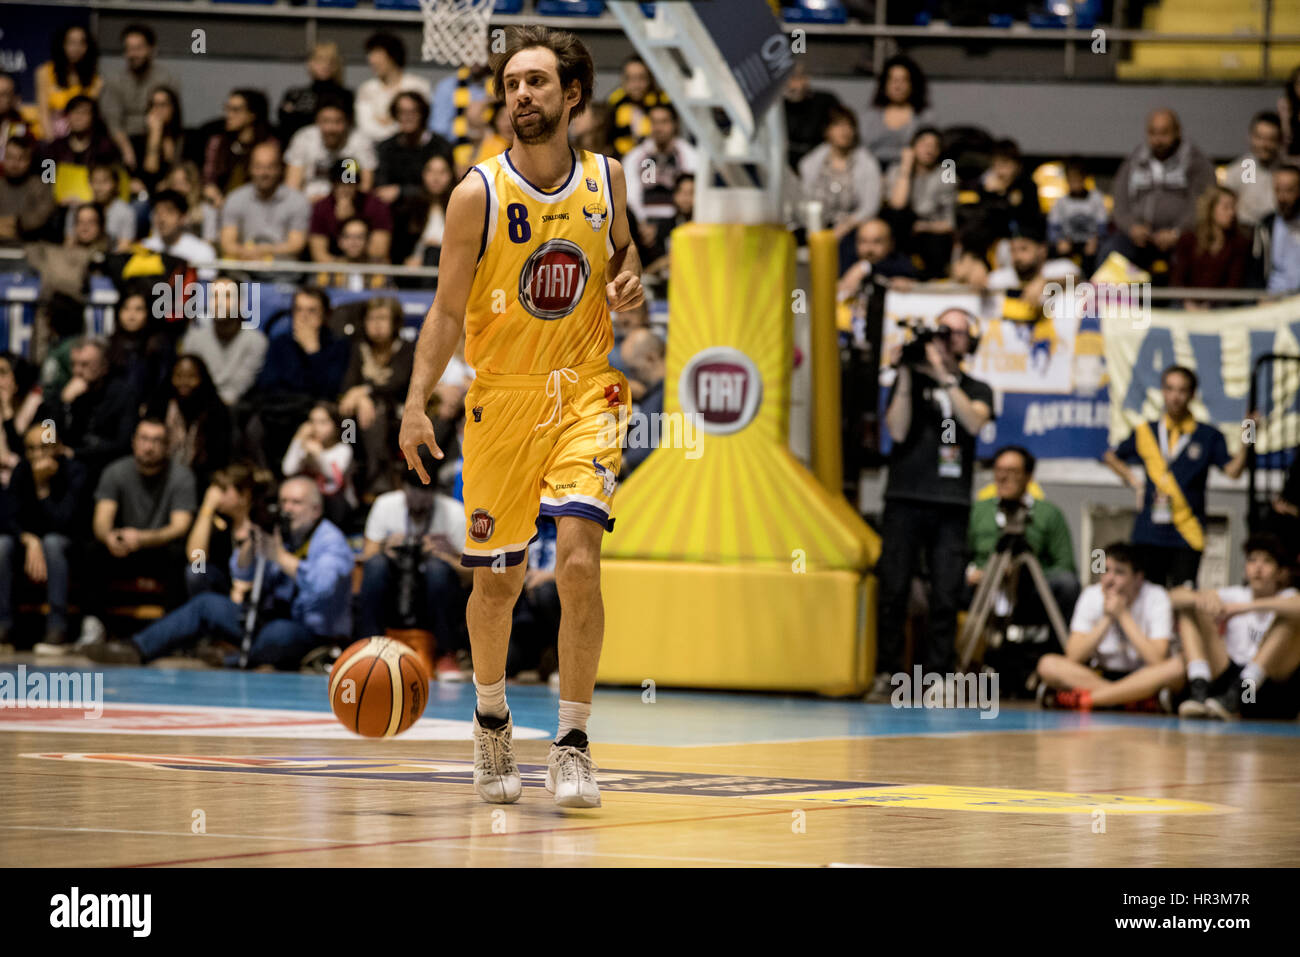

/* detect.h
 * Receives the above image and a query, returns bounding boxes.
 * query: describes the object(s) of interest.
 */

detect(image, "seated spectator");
[0,71,43,148]
[315,218,391,291]
[219,140,311,262]
[202,89,272,205]
[339,297,414,496]
[799,105,882,267]
[623,103,697,226]
[99,24,177,179]
[1170,186,1252,305]
[1224,111,1282,228]
[62,202,109,255]
[41,96,120,207]
[277,42,354,146]
[987,217,1081,302]
[857,54,933,170]
[65,163,134,251]
[358,452,471,678]
[184,462,269,599]
[966,138,1040,248]
[147,354,231,490]
[784,60,842,171]
[882,126,954,279]
[35,25,101,142]
[241,287,348,472]
[374,91,451,213]
[106,287,171,410]
[0,425,87,650]
[180,276,268,407]
[162,161,219,244]
[282,401,354,530]
[569,101,610,156]
[1036,542,1181,711]
[401,153,453,268]
[1101,108,1215,273]
[308,168,392,268]
[965,445,1080,625]
[469,100,512,167]
[605,54,665,158]
[1172,533,1300,722]
[40,335,139,485]
[134,86,188,195]
[0,353,43,486]
[837,218,919,305]
[1047,157,1107,273]
[141,188,217,271]
[85,418,196,635]
[285,96,376,203]
[0,130,56,246]
[356,32,431,147]
[86,476,352,669]
[1253,163,1300,294]
[639,173,694,282]
[620,329,665,477]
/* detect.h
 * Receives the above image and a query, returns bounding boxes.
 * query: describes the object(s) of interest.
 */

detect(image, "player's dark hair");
[492,24,595,122]
[1243,533,1290,568]
[993,445,1036,476]
[1162,364,1198,395]
[365,32,407,70]
[1103,542,1141,576]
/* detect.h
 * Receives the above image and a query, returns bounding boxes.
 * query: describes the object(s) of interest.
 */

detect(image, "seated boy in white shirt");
[1036,541,1183,710]
[1171,533,1300,720]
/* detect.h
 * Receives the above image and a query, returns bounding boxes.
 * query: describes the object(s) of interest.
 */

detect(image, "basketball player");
[1171,534,1300,720]
[399,26,642,808]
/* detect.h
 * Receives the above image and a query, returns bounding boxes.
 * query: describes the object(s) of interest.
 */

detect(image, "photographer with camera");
[358,449,472,680]
[966,445,1079,622]
[867,308,994,701]
[87,476,354,668]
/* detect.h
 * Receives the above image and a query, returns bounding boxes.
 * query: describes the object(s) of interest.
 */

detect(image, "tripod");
[957,519,1070,672]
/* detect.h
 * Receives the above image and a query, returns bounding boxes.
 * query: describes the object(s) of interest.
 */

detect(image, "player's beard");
[511,101,563,145]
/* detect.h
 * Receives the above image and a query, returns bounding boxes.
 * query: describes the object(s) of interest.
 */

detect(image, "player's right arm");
[400,171,487,484]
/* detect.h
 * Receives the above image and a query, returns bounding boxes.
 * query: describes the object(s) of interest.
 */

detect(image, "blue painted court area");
[5,665,1299,745]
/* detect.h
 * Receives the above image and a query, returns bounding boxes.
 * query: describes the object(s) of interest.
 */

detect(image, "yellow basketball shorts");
[460,357,628,568]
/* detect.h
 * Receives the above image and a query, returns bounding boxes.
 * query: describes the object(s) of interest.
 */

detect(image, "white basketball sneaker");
[472,710,522,804]
[546,729,601,808]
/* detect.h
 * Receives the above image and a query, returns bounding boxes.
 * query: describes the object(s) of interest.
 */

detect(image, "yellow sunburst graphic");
[605,224,878,571]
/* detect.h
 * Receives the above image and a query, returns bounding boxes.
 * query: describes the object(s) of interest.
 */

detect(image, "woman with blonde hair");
[278,42,354,144]
[1170,185,1252,307]
[163,161,219,243]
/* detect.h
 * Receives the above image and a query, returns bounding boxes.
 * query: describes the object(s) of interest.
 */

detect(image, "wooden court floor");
[1,661,1298,867]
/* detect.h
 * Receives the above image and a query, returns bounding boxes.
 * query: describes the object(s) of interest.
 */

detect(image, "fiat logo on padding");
[678,347,763,435]
[518,238,590,320]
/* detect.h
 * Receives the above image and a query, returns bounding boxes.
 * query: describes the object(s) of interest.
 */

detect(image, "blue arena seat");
[375,0,521,9]
[784,0,848,25]
[535,0,607,16]
[1028,1,1100,29]
[314,0,358,8]
[495,0,524,12]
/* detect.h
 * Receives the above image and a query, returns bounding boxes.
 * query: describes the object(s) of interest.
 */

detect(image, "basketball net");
[418,0,494,67]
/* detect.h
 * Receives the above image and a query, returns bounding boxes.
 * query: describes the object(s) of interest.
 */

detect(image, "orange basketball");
[329,637,430,737]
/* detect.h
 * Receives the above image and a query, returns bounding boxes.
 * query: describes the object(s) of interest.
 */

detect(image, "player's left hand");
[606,270,644,312]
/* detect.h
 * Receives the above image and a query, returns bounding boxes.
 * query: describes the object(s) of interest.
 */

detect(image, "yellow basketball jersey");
[464,148,615,375]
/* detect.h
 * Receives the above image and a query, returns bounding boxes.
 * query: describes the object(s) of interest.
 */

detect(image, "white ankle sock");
[1241,662,1266,690]
[474,674,508,718]
[557,699,591,742]
[1187,660,1211,682]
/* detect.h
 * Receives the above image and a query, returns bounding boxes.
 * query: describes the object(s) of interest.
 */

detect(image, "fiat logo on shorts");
[469,508,494,543]
[678,347,763,435]
[518,238,590,320]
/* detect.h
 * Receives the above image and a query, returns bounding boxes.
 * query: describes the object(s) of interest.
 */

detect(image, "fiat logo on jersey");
[678,347,763,435]
[518,238,591,320]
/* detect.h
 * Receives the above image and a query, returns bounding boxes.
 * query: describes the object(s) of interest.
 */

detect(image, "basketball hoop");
[418,0,495,68]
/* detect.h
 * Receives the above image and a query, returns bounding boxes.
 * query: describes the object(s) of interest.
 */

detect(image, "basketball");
[329,637,430,738]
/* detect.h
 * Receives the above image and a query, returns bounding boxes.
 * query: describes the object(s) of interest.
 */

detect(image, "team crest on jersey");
[518,238,591,320]
[583,202,607,231]
[592,457,616,496]
[586,177,599,192]
[469,508,495,542]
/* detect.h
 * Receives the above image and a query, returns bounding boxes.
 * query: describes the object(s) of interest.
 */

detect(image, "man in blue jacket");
[85,476,354,668]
